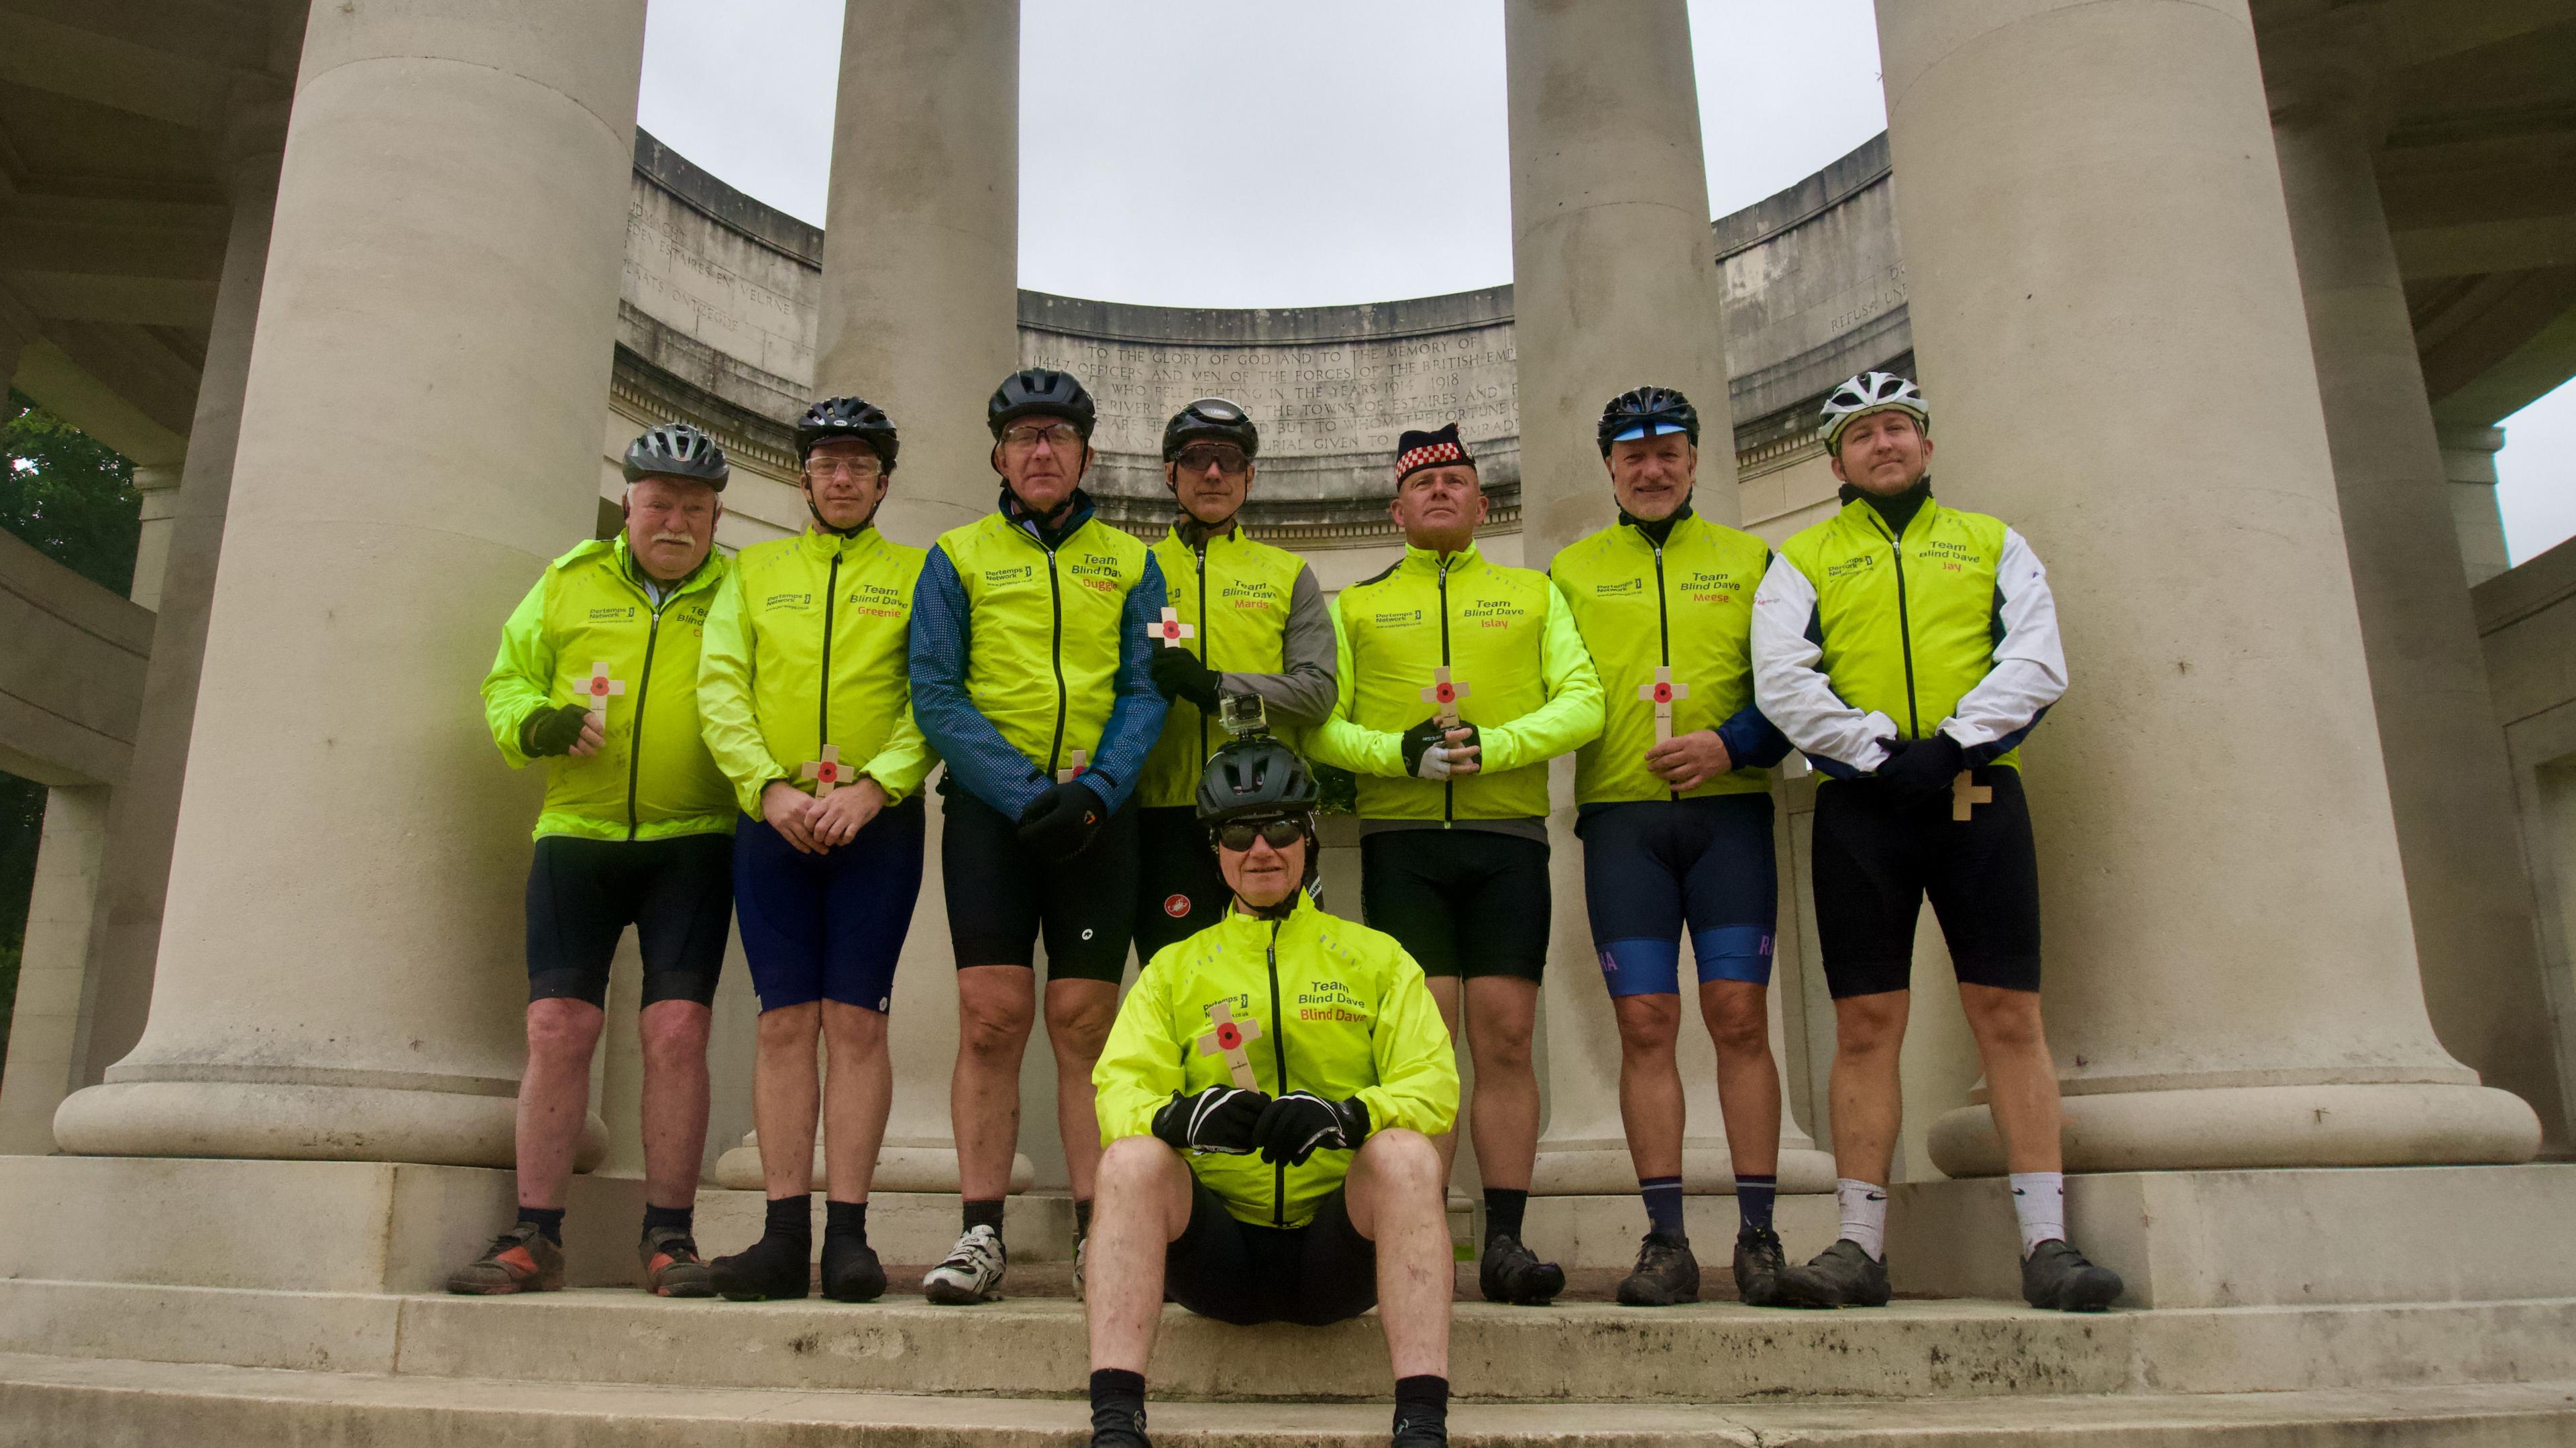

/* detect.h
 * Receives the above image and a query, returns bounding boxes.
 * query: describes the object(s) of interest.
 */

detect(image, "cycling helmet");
[1597,385,1701,456]
[795,396,898,470]
[987,368,1097,441]
[1820,372,1927,452]
[1162,397,1260,462]
[1195,737,1318,824]
[622,423,729,490]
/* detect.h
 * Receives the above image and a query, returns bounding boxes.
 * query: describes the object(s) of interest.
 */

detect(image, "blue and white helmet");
[1820,372,1927,452]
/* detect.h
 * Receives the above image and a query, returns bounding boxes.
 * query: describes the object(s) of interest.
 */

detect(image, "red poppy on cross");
[1638,665,1691,744]
[800,744,850,798]
[1195,1000,1264,1089]
[1057,748,1089,785]
[1146,606,1195,649]
[582,661,626,725]
[1419,666,1471,728]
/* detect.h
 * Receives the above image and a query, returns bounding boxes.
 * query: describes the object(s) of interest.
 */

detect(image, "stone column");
[2265,9,2565,1149]
[1872,0,2538,1174]
[2439,426,2511,586]
[64,82,291,1096]
[0,787,109,1154]
[124,466,184,612]
[1505,0,1833,1198]
[54,0,651,1165]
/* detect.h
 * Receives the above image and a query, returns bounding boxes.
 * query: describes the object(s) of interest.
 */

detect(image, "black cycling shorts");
[1165,1174,1377,1327]
[1133,805,1231,962]
[525,832,734,1007]
[1360,828,1550,981]
[1809,765,2041,999]
[941,782,1138,984]
[1576,793,1777,997]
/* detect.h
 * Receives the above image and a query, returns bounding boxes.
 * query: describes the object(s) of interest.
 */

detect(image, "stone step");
[1,1351,2571,1447]
[7,1277,2573,1406]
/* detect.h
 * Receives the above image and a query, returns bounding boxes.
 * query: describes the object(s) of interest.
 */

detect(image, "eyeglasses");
[807,456,883,482]
[1214,816,1304,852]
[1001,422,1085,455]
[1174,445,1250,478]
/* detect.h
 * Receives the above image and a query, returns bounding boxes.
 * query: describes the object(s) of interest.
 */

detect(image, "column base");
[1928,1082,2541,1176]
[53,1078,603,1173]
[1531,1141,1837,1194]
[709,1133,1033,1194]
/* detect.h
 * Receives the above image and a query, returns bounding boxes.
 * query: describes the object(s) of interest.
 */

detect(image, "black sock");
[1090,1367,1147,1434]
[1483,1188,1528,1243]
[1639,1175,1685,1237]
[826,1199,867,1243]
[516,1206,566,1247]
[1073,1197,1093,1240]
[1735,1174,1778,1237]
[764,1194,812,1245]
[1393,1374,1449,1437]
[963,1197,1006,1235]
[641,1203,693,1238]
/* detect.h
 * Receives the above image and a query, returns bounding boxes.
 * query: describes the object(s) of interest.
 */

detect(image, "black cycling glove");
[1874,732,1965,801]
[1148,647,1224,711]
[1253,1090,1371,1166]
[1152,1085,1270,1155]
[1401,717,1480,781]
[1016,780,1107,861]
[522,702,592,757]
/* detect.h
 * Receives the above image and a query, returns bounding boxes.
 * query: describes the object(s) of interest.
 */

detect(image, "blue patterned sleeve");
[909,543,1050,817]
[1713,702,1794,771]
[1078,553,1172,811]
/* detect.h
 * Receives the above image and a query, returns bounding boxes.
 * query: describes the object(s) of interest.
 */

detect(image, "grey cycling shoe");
[2022,1239,2123,1311]
[1774,1238,1892,1308]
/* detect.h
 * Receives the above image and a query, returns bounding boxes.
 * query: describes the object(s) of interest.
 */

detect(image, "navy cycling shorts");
[733,793,925,1013]
[1574,793,1778,997]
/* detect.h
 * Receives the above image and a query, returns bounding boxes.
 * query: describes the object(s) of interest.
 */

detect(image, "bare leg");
[751,1002,821,1199]
[820,1001,893,1203]
[1084,1136,1195,1374]
[635,999,712,1209]
[1825,991,1910,1186]
[951,965,1036,1201]
[1462,976,1541,1192]
[516,998,605,1209]
[1957,983,2063,1174]
[1046,978,1122,1203]
[1424,976,1463,1180]
[1344,1129,1452,1380]
[1699,980,1780,1179]
[1613,993,1684,1180]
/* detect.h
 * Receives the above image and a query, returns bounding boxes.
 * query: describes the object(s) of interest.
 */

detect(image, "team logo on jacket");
[1163,893,1191,919]
[1594,579,1645,596]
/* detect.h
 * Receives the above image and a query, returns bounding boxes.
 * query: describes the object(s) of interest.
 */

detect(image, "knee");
[1098,1134,1180,1190]
[525,999,602,1063]
[1470,1023,1535,1076]
[1833,998,1907,1057]
[1964,991,2045,1052]
[1613,998,1682,1058]
[638,1006,710,1067]
[755,1001,819,1049]
[821,1003,889,1059]
[1046,1001,1118,1062]
[959,995,1033,1058]
[1361,1128,1443,1192]
[1706,999,1772,1060]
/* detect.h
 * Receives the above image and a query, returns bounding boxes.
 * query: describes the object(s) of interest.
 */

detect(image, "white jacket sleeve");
[1751,553,1896,775]
[1937,527,2067,758]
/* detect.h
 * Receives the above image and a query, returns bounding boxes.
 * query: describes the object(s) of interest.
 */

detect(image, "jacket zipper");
[625,572,672,842]
[1650,534,1676,802]
[1865,512,1923,739]
[1436,557,1454,827]
[1044,541,1070,776]
[819,545,843,753]
[1265,917,1290,1225]
[1195,539,1210,767]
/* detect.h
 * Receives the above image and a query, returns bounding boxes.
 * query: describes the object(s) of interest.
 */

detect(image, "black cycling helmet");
[795,396,898,470]
[1195,737,1318,824]
[622,422,729,490]
[1162,397,1260,462]
[1597,385,1700,457]
[987,368,1097,441]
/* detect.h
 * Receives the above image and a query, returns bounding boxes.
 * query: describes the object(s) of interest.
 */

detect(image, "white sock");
[2009,1172,2065,1256]
[1836,1177,1888,1261]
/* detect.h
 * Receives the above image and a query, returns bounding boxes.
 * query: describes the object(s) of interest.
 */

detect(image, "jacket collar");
[1616,502,1696,549]
[1171,512,1240,551]
[608,532,720,598]
[796,523,875,561]
[1400,538,1482,574]
[1000,484,1096,548]
[1836,478,1936,540]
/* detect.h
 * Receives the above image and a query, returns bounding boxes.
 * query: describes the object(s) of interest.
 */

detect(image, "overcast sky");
[635,0,2576,559]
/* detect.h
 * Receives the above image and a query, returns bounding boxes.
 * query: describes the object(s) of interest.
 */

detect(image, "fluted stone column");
[2438,427,2510,586]
[55,0,651,1166]
[1505,0,1833,1196]
[1872,0,2538,1174]
[2265,8,2565,1150]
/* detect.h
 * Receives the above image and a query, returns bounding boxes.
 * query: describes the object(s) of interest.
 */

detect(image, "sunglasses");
[1214,816,1304,852]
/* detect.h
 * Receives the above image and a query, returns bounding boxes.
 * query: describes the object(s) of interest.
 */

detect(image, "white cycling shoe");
[922,1223,1008,1304]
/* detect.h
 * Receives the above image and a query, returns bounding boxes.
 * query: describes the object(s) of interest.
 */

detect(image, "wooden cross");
[800,744,851,798]
[1194,1000,1264,1090]
[1057,748,1089,784]
[1145,606,1195,649]
[1951,769,1992,822]
[581,661,626,726]
[1419,666,1471,728]
[1637,665,1692,744]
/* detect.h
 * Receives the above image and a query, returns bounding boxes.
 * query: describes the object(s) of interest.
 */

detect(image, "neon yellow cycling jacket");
[1137,524,1336,809]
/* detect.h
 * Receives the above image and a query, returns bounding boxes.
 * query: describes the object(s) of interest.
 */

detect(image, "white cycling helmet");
[1820,372,1927,452]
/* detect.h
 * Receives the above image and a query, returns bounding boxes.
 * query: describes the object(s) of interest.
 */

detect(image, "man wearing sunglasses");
[695,396,936,1303]
[912,367,1170,1304]
[1309,422,1605,1308]
[1134,398,1338,960]
[1087,738,1459,1448]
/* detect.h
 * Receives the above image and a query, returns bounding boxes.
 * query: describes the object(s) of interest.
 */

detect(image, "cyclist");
[910,368,1170,1302]
[1134,398,1336,958]
[694,396,935,1303]
[1308,422,1604,1307]
[1750,372,2122,1312]
[1085,738,1458,1448]
[451,423,735,1298]
[1550,385,1796,1306]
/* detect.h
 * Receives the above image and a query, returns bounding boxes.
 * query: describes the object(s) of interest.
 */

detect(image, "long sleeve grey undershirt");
[1217,562,1338,726]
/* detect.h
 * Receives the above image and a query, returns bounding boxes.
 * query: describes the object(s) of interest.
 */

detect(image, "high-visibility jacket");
[1752,488,2067,777]
[911,490,1170,818]
[1308,541,1605,822]
[1137,524,1337,810]
[1550,510,1789,804]
[1093,893,1458,1228]
[697,526,936,818]
[482,535,735,842]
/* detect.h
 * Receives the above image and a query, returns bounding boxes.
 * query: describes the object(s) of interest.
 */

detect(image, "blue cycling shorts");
[733,793,926,1013]
[1574,793,1777,997]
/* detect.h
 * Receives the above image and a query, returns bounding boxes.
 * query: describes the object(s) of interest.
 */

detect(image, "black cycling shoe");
[2022,1239,2123,1312]
[709,1229,811,1302]
[1089,1402,1150,1448]
[821,1234,885,1303]
[1390,1412,1450,1447]
[1731,1226,1788,1306]
[1773,1238,1892,1308]
[1477,1233,1566,1306]
[1615,1230,1699,1306]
